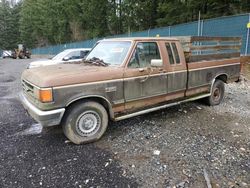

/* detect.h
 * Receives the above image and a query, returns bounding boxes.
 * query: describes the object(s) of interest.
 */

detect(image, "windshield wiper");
[83,57,109,67]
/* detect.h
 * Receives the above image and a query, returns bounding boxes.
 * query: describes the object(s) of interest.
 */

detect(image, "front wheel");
[205,79,225,106]
[62,101,108,144]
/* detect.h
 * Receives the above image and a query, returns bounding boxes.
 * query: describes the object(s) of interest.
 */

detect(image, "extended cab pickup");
[20,37,241,144]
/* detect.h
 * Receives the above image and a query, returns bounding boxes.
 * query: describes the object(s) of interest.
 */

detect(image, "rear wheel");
[205,79,225,106]
[62,101,108,144]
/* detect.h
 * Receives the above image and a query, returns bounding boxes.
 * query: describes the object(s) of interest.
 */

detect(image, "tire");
[62,101,108,144]
[205,79,225,106]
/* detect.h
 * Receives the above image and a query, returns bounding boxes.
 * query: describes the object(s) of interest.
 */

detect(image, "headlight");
[34,88,53,103]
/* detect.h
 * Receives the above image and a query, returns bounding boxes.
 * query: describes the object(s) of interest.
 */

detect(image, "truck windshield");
[85,41,131,66]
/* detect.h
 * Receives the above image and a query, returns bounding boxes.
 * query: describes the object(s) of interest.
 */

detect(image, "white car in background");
[27,48,91,68]
[2,50,14,58]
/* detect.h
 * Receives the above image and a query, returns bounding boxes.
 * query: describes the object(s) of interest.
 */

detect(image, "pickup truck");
[20,36,241,144]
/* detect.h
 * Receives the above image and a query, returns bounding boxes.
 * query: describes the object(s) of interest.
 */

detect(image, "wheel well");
[215,74,228,83]
[66,97,113,119]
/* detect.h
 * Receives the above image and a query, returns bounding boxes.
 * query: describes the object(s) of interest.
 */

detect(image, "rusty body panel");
[124,91,185,112]
[187,62,240,89]
[21,36,242,125]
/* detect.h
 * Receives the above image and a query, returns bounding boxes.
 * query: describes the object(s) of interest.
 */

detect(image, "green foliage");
[0,0,250,49]
[122,0,159,32]
[79,0,110,38]
[19,0,72,47]
[0,0,21,49]
[157,0,188,26]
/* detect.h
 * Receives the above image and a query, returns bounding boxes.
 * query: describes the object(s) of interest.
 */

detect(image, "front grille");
[22,80,35,97]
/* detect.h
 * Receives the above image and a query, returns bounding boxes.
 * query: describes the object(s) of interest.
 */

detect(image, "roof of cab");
[100,37,179,42]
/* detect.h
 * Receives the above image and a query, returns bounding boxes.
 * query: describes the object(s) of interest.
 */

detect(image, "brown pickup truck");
[20,36,241,144]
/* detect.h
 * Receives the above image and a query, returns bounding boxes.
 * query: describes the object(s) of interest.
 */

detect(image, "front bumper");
[20,93,65,127]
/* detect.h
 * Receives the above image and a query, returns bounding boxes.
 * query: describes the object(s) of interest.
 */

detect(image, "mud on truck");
[20,36,241,144]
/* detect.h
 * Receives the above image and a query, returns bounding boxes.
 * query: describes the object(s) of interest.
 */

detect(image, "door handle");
[139,67,153,83]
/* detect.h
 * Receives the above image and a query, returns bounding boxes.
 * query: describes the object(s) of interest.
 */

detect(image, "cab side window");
[128,42,161,68]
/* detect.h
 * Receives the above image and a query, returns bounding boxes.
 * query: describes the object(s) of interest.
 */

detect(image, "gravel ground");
[0,58,249,188]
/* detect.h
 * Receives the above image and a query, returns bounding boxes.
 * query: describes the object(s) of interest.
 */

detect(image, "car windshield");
[85,41,131,66]
[51,50,72,60]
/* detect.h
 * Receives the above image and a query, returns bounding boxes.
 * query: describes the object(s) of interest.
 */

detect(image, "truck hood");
[22,64,124,88]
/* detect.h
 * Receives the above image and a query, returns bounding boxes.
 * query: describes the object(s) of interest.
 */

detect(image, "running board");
[115,93,211,121]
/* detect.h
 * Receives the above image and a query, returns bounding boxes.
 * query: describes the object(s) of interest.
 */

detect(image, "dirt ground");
[0,57,249,188]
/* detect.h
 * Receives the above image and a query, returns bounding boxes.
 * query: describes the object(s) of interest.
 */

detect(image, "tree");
[157,0,188,26]
[3,0,250,48]
[19,0,47,48]
[0,0,21,49]
[79,0,110,38]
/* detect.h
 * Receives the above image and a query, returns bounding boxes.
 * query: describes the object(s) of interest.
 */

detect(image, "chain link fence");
[32,14,250,55]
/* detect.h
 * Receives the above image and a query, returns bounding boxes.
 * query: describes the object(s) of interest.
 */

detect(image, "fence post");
[197,11,201,36]
[198,20,204,55]
[169,26,171,36]
[201,20,204,36]
[245,13,250,55]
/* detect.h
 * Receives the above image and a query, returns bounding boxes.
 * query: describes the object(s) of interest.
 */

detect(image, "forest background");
[0,0,250,49]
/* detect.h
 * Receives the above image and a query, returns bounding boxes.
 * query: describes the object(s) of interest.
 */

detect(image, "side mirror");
[63,57,70,61]
[151,59,163,67]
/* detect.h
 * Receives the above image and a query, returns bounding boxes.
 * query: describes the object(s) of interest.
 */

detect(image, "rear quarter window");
[171,43,180,64]
[165,43,175,65]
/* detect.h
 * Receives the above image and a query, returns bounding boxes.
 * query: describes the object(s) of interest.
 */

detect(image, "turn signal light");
[39,89,53,103]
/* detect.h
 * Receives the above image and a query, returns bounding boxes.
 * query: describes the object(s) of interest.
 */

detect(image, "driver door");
[124,42,167,110]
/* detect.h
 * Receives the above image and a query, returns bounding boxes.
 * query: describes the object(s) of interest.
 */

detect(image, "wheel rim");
[213,87,221,102]
[76,111,101,137]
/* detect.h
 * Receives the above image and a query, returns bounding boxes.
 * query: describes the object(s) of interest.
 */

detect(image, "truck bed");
[178,36,241,63]
[177,36,241,95]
